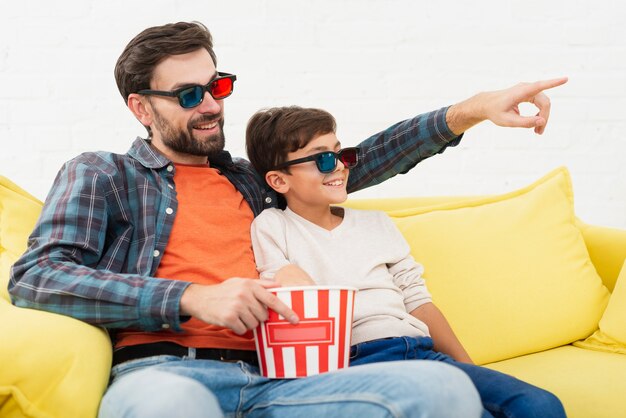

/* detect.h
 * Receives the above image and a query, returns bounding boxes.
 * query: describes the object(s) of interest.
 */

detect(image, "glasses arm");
[136,89,178,97]
[273,154,319,170]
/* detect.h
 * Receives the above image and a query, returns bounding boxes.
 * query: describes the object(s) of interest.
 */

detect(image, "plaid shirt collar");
[127,137,238,171]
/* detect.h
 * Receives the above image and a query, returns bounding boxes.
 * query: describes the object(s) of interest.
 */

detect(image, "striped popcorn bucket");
[253,285,357,379]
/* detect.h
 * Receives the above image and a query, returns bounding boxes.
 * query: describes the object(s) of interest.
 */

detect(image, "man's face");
[145,49,226,162]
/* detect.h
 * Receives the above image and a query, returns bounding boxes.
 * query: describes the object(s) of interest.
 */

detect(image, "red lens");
[339,148,358,168]
[210,77,233,99]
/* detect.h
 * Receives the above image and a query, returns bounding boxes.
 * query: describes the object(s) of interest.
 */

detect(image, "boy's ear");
[265,170,290,194]
[127,93,153,127]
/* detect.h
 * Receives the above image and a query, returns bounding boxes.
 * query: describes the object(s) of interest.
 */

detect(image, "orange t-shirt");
[115,163,259,350]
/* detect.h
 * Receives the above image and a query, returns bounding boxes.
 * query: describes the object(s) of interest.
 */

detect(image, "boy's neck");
[287,203,343,231]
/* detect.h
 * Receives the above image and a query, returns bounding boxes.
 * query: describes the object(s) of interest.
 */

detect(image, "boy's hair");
[114,21,217,103]
[246,106,337,179]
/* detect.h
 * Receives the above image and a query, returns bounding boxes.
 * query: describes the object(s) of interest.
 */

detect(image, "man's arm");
[8,159,191,331]
[348,77,568,193]
[9,159,298,333]
[446,77,568,136]
[347,106,459,193]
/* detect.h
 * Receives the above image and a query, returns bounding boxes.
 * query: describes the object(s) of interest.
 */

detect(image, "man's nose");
[196,91,222,114]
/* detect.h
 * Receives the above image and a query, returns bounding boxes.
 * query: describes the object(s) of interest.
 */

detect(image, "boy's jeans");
[350,336,567,418]
[99,351,482,418]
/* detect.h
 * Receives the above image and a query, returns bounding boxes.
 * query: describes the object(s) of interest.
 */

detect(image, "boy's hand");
[180,278,299,335]
[446,77,568,135]
[275,264,316,286]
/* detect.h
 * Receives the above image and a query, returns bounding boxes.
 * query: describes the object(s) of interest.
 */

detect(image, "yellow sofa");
[2,167,626,418]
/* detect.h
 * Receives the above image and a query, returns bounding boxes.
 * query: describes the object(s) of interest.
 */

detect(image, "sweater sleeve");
[381,213,432,312]
[250,209,291,280]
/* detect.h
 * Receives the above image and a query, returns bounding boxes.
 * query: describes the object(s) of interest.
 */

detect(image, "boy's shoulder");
[343,207,393,224]
[253,207,287,225]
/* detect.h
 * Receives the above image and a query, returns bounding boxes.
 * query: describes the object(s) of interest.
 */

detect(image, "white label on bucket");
[328,289,340,369]
[304,288,318,318]
[283,346,296,376]
[306,345,319,376]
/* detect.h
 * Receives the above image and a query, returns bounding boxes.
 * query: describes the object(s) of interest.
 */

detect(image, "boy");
[246,106,566,418]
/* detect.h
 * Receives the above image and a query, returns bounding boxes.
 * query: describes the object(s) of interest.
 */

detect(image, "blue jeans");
[98,350,482,418]
[350,337,566,418]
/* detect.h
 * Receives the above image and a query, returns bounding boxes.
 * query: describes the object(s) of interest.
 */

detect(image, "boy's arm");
[410,303,473,364]
[251,210,314,286]
[381,213,473,363]
[275,264,315,286]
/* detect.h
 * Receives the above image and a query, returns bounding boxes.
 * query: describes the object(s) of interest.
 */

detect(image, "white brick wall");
[1,0,625,229]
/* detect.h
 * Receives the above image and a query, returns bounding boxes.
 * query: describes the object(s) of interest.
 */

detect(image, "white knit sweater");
[250,207,432,345]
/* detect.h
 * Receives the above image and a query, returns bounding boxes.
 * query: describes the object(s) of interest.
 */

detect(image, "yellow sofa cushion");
[486,345,626,418]
[0,176,112,418]
[574,259,626,354]
[385,167,610,365]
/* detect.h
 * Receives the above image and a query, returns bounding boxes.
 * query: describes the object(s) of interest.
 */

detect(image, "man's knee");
[98,368,223,418]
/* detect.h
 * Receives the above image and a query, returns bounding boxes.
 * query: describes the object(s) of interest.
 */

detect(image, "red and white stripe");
[254,286,356,379]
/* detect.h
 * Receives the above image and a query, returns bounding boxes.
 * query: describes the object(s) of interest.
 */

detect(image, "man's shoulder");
[64,150,137,176]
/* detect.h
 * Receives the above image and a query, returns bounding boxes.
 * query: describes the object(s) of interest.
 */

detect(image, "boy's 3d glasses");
[273,147,360,173]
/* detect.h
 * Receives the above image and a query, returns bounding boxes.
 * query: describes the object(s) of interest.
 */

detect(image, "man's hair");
[246,106,337,180]
[114,21,217,103]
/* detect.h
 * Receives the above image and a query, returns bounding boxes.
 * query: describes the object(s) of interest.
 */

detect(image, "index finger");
[524,77,568,97]
[255,286,300,324]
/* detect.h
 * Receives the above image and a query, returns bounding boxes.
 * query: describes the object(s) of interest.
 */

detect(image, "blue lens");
[316,152,337,173]
[179,86,204,108]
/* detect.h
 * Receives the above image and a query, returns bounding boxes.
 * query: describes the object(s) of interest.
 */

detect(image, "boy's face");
[273,132,349,211]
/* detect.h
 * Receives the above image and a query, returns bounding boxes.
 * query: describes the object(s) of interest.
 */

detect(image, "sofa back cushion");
[574,259,626,354]
[348,167,610,365]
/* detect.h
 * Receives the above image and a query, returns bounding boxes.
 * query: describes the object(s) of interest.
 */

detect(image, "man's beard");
[152,107,226,160]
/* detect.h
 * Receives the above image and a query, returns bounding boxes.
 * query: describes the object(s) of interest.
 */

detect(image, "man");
[9,21,566,418]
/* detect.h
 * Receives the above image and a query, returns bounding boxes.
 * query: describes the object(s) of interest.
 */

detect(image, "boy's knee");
[511,388,566,418]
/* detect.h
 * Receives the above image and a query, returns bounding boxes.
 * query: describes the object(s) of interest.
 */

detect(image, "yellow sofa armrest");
[576,219,626,292]
[0,300,112,418]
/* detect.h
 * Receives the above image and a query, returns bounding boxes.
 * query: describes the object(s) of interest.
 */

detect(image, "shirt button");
[167,165,174,172]
[153,250,160,257]
[161,323,170,329]
[265,197,272,204]
[165,207,174,215]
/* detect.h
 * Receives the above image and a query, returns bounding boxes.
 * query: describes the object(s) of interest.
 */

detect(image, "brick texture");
[1,0,624,228]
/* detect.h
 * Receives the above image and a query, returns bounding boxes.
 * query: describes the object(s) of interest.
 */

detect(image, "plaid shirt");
[9,107,461,333]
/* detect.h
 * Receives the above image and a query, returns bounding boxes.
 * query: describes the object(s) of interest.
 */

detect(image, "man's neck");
[149,137,209,165]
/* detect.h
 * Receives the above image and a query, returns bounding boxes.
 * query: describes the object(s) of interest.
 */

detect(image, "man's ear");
[265,170,290,194]
[127,93,153,127]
